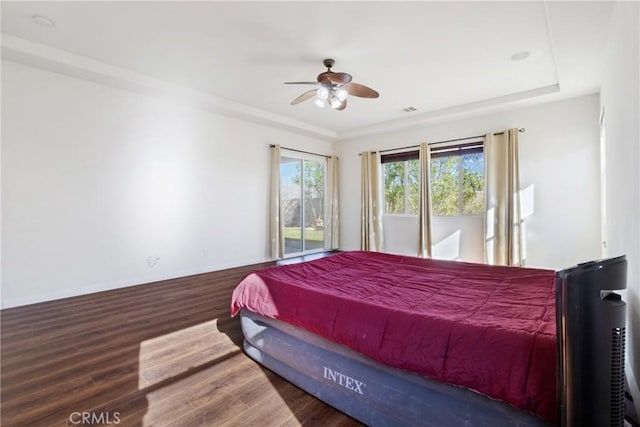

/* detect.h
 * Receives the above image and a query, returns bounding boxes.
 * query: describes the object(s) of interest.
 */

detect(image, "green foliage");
[303,160,324,199]
[431,156,460,215]
[384,159,419,215]
[384,162,405,214]
[462,153,484,215]
[292,160,325,229]
[407,160,419,215]
[383,152,485,216]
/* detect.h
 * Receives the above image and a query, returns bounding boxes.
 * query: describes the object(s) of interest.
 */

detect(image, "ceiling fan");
[284,59,379,111]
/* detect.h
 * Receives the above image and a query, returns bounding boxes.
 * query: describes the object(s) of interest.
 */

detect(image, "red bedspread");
[231,251,557,423]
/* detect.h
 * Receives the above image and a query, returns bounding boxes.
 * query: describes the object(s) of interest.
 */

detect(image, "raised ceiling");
[1,1,613,140]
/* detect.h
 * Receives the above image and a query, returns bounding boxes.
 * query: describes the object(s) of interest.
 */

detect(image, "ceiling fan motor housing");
[284,58,379,109]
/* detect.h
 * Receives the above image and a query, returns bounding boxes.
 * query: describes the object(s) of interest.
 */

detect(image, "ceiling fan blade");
[335,98,347,111]
[327,72,352,85]
[284,81,321,85]
[291,89,317,105]
[345,82,379,98]
[317,71,352,84]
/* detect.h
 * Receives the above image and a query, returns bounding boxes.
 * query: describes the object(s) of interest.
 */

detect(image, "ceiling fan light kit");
[284,58,379,111]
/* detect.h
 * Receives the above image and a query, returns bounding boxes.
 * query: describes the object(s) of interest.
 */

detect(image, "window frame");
[381,142,485,217]
[381,152,419,216]
[280,150,328,257]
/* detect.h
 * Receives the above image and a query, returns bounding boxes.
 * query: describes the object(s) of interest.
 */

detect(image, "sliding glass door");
[280,155,325,255]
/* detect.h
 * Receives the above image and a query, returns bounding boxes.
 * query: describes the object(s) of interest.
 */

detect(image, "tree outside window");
[384,159,419,215]
[383,147,484,216]
[281,156,325,255]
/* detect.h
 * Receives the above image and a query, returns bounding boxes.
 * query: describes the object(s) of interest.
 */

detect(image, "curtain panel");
[418,142,433,258]
[484,129,523,266]
[270,144,284,259]
[361,151,384,251]
[326,156,340,250]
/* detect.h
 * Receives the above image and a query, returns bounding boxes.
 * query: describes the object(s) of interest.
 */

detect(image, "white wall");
[381,215,484,262]
[599,0,640,407]
[1,60,333,308]
[338,94,602,270]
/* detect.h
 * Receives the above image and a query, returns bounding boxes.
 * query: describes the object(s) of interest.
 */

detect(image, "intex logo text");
[322,367,366,395]
[69,412,121,425]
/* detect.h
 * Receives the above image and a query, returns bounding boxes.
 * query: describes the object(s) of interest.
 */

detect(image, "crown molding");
[337,84,561,141]
[1,34,337,140]
[2,34,573,143]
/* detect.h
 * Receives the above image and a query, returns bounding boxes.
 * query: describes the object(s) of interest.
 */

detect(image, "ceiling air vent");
[402,106,417,113]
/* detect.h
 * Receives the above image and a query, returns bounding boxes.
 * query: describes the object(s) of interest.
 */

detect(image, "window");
[382,153,419,215]
[280,155,325,255]
[431,143,484,215]
[382,143,485,216]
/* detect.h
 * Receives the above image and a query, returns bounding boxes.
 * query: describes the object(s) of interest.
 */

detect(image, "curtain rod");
[374,128,525,154]
[269,144,332,159]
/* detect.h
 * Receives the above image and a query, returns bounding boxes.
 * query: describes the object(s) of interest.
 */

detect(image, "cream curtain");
[418,143,433,257]
[325,156,340,250]
[484,129,523,266]
[270,144,284,259]
[361,151,384,251]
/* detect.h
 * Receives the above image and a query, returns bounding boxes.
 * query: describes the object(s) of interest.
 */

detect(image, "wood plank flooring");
[1,253,363,426]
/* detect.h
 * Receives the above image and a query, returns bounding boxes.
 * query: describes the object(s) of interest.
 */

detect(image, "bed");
[230,251,626,426]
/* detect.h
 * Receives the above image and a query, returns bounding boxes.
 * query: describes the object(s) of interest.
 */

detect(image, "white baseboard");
[1,256,272,309]
[628,360,640,420]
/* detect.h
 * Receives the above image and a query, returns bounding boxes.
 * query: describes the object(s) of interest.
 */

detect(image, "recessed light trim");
[511,51,530,61]
[33,15,55,28]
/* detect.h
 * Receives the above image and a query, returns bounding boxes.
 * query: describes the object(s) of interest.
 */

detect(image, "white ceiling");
[1,1,613,140]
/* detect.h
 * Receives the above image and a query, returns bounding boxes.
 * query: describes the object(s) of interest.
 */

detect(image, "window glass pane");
[431,156,460,215]
[407,159,419,215]
[303,160,324,251]
[384,162,405,214]
[281,157,302,254]
[462,152,485,215]
[381,147,484,217]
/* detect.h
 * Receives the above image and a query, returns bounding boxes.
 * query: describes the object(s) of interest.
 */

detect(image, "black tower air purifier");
[556,255,627,427]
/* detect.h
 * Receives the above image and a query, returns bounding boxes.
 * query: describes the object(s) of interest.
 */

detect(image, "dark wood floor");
[1,253,362,426]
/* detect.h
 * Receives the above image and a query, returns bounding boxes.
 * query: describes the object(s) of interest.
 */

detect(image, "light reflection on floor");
[137,319,292,426]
